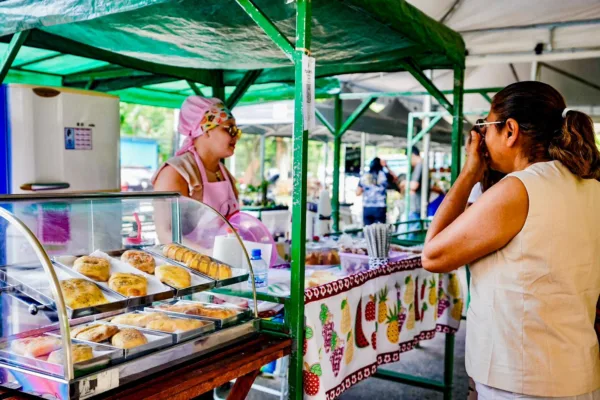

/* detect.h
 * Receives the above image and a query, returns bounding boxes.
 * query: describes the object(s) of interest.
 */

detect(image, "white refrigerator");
[0,84,123,257]
[0,83,120,194]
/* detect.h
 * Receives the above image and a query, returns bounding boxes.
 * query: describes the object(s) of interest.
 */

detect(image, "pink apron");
[184,151,239,249]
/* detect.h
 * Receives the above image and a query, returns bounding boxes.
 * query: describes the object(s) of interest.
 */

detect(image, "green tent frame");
[0,1,466,399]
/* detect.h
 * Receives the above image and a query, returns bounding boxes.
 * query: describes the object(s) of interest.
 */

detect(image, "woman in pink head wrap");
[152,96,242,249]
[152,96,241,217]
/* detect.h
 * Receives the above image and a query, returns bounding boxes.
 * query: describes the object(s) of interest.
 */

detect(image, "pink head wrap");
[176,96,234,156]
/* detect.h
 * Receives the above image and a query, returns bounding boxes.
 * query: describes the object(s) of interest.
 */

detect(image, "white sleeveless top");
[466,161,600,397]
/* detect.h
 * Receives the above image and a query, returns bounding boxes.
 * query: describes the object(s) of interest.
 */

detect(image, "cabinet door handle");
[20,182,71,191]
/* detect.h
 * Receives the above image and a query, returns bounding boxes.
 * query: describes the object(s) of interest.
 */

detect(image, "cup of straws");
[363,223,391,270]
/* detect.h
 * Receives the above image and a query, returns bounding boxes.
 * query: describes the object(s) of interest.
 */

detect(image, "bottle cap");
[251,249,262,258]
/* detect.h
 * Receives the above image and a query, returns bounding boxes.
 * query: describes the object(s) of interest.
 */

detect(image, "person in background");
[356,157,399,225]
[423,81,600,399]
[400,146,424,220]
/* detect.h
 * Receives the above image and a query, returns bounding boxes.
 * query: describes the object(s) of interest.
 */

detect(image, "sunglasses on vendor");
[212,124,242,139]
[472,118,505,136]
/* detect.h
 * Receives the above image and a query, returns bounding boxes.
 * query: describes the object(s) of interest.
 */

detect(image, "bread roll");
[10,336,61,358]
[110,329,148,349]
[155,265,191,289]
[108,273,148,297]
[111,312,167,328]
[146,317,204,333]
[73,256,110,282]
[47,344,93,364]
[155,303,238,319]
[217,264,233,280]
[121,250,155,274]
[60,279,108,309]
[73,324,119,343]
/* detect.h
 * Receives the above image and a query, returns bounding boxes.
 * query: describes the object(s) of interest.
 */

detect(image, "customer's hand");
[463,131,486,183]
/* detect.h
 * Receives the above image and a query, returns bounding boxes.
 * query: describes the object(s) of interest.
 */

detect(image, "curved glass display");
[0,192,255,385]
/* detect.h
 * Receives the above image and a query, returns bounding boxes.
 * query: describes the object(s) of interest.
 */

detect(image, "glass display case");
[0,192,258,400]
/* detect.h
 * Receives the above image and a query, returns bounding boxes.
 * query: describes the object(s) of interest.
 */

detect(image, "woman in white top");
[422,81,600,399]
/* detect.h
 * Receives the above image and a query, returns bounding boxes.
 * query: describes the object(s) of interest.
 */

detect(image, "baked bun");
[146,317,204,333]
[73,256,110,282]
[110,329,148,349]
[47,344,93,364]
[108,273,148,297]
[60,279,108,309]
[111,312,166,328]
[155,265,191,289]
[72,324,119,343]
[121,250,155,274]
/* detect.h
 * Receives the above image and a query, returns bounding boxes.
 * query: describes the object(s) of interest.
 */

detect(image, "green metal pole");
[444,332,456,400]
[412,114,443,144]
[212,70,225,101]
[0,31,30,85]
[226,69,263,109]
[403,114,415,220]
[339,97,376,135]
[481,92,493,104]
[403,59,454,114]
[451,66,465,184]
[315,108,335,134]
[235,0,295,61]
[331,94,343,232]
[187,80,205,96]
[288,0,311,398]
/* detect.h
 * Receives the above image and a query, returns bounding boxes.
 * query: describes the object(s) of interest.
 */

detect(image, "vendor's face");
[203,118,240,159]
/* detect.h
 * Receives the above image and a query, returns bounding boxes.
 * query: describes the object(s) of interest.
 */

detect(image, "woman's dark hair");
[369,157,383,174]
[492,81,600,180]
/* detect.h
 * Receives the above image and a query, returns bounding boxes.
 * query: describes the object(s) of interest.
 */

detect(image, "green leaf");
[347,331,352,341]
[319,304,329,324]
[311,364,323,377]
[423,303,428,311]
[405,276,410,284]
[306,327,313,339]
[331,331,338,349]
[341,299,347,309]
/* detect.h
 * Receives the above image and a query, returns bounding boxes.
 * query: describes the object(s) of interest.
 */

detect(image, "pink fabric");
[175,96,233,157]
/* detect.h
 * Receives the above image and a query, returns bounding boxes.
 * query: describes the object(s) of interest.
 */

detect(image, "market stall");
[0,1,466,399]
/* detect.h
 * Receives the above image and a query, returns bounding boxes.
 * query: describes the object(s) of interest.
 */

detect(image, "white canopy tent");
[340,0,600,119]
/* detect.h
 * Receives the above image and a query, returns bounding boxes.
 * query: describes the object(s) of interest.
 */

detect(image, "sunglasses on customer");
[473,118,505,136]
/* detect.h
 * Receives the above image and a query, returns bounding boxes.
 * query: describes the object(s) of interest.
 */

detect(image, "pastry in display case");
[0,192,259,400]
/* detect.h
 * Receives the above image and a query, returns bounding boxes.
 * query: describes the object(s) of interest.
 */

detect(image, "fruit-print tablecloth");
[302,256,464,400]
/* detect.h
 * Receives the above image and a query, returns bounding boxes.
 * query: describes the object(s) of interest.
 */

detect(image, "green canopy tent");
[0,1,466,398]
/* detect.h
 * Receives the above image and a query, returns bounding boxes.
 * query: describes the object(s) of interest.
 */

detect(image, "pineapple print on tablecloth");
[448,273,461,298]
[451,298,464,321]
[386,304,400,343]
[341,298,351,335]
[428,278,438,320]
[403,275,415,305]
[378,287,388,323]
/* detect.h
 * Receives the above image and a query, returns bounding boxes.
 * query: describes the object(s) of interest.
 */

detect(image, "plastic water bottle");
[248,249,268,289]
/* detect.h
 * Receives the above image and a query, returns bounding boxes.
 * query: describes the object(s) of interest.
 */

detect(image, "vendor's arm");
[422,133,528,273]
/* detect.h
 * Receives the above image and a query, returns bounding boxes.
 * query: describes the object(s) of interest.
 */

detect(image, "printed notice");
[65,127,93,150]
[302,54,316,131]
[79,368,119,399]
